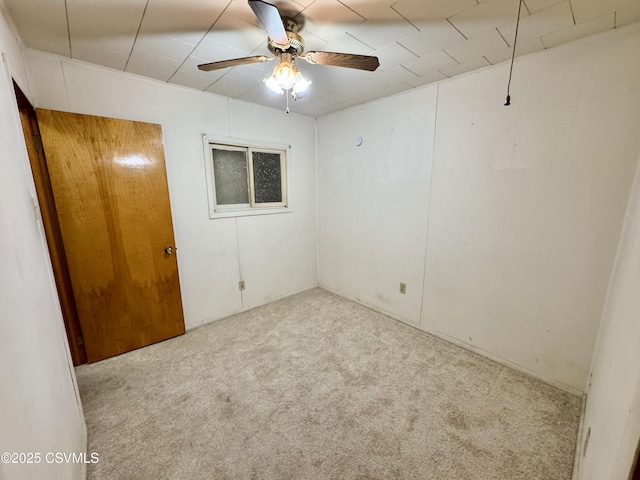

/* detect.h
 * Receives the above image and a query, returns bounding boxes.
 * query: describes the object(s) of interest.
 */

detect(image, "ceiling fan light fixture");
[292,71,311,95]
[264,58,312,98]
[264,75,284,95]
[272,60,297,90]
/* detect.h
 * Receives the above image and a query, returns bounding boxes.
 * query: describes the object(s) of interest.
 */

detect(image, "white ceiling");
[3,0,639,116]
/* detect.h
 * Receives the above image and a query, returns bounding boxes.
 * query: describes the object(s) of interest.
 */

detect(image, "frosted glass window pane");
[212,149,249,205]
[252,152,282,204]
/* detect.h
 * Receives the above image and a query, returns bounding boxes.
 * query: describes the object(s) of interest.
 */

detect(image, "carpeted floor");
[76,288,581,480]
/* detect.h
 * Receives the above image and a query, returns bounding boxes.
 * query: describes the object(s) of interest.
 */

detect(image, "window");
[204,136,289,218]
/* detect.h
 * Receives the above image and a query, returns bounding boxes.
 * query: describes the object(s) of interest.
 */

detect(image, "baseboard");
[418,327,584,397]
[185,283,321,331]
[319,284,585,397]
[572,394,587,480]
[318,283,424,327]
[80,422,87,480]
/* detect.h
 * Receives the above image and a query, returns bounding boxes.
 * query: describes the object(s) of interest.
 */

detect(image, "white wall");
[317,86,437,322]
[22,51,318,330]
[318,23,640,393]
[0,6,85,480]
[576,157,640,480]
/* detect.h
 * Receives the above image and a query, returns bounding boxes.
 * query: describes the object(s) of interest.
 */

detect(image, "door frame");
[632,440,640,480]
[13,81,87,366]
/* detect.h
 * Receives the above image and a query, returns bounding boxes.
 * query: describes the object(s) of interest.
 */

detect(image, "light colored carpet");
[76,288,581,479]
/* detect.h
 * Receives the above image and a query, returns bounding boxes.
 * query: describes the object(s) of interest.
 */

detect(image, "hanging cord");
[505,0,524,106]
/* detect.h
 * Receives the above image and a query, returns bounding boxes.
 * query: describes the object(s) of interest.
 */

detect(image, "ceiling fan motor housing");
[267,17,304,56]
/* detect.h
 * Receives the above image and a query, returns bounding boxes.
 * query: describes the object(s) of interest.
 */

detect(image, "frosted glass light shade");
[264,75,284,94]
[272,61,296,90]
[292,71,311,94]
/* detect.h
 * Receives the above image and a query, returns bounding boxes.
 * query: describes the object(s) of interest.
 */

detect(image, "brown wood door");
[36,109,185,363]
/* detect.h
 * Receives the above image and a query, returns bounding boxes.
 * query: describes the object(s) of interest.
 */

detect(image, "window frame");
[203,134,291,219]
[248,147,288,208]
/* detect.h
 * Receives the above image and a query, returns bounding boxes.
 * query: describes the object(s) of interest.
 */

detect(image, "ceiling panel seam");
[568,0,576,25]
[64,0,71,57]
[496,26,511,47]
[124,0,151,71]
[166,0,234,83]
[336,1,366,21]
[389,4,421,32]
[446,18,468,40]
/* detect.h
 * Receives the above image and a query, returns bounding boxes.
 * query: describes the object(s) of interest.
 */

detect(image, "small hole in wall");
[583,427,591,457]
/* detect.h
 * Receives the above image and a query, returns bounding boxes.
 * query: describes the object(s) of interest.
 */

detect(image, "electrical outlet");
[399,282,406,295]
[239,280,245,291]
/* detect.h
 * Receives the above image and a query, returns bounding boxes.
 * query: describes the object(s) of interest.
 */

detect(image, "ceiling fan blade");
[248,0,289,47]
[303,52,380,71]
[198,55,273,72]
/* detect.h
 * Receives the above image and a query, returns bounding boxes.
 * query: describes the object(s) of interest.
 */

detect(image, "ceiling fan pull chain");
[505,0,524,106]
[286,89,290,114]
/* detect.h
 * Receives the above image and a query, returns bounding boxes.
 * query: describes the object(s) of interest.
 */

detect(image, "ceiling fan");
[197,0,380,103]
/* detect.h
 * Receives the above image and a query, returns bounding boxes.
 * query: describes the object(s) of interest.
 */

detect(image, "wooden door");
[37,109,185,363]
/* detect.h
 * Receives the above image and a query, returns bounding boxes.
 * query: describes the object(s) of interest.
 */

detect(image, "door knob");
[164,246,174,255]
